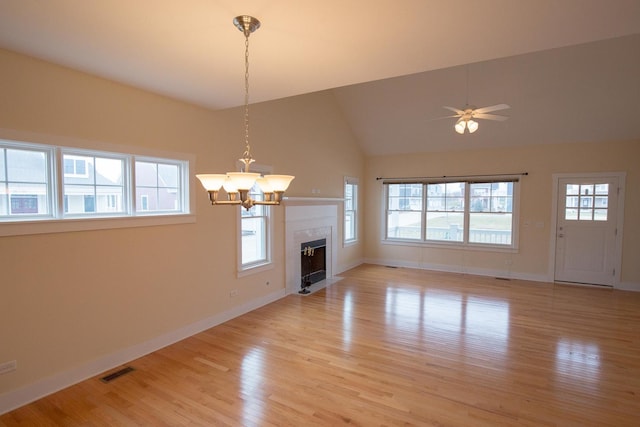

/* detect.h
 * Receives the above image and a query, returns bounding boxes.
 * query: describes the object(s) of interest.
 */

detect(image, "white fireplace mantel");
[284,199,340,295]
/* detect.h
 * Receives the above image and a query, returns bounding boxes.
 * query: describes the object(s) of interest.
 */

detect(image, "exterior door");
[554,176,619,286]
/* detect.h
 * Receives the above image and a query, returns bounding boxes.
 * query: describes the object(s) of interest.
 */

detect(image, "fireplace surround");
[284,199,340,295]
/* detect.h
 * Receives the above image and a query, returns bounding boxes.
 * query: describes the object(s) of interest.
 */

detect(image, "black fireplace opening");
[300,238,327,294]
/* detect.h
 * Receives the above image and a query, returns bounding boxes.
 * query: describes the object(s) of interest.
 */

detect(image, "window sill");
[382,238,519,253]
[238,261,274,278]
[0,213,196,237]
[343,239,358,248]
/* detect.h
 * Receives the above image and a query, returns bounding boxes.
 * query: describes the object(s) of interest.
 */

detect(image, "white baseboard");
[617,281,640,292]
[335,259,364,275]
[363,258,549,283]
[0,288,286,415]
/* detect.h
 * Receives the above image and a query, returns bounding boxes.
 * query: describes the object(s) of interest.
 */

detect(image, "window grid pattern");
[1,146,52,217]
[564,183,608,221]
[344,178,358,243]
[0,140,189,222]
[135,161,182,213]
[385,180,517,247]
[241,183,269,268]
[62,153,126,215]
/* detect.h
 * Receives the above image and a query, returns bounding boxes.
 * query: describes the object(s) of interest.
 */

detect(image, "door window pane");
[565,183,608,222]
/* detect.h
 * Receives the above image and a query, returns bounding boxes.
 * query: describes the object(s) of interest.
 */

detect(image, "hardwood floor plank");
[2,264,640,426]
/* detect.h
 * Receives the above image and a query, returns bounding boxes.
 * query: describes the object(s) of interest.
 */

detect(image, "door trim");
[548,172,626,287]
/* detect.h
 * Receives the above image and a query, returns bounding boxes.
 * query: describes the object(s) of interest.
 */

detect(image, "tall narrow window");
[386,183,423,240]
[240,175,271,270]
[426,182,465,242]
[344,177,358,244]
[0,146,52,218]
[469,182,513,245]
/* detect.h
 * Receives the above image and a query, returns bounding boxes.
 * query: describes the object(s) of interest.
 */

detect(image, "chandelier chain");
[243,34,252,167]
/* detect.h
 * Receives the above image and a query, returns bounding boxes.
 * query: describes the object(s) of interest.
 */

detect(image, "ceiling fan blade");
[443,106,464,115]
[429,114,460,121]
[474,113,509,121]
[474,103,510,114]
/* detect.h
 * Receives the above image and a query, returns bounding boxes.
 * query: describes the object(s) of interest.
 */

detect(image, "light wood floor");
[2,264,640,426]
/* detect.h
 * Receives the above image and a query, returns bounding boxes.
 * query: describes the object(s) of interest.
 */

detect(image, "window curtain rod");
[376,172,528,184]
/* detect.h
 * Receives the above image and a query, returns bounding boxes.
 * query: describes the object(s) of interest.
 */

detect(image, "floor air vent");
[101,366,135,383]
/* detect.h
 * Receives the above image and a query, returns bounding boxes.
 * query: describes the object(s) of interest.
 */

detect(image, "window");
[135,160,182,213]
[1,138,192,235]
[344,177,358,244]
[0,145,52,218]
[62,152,125,215]
[564,183,608,221]
[239,167,272,272]
[384,178,519,248]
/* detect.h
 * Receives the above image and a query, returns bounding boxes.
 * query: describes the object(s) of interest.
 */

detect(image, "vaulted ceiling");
[1,1,639,155]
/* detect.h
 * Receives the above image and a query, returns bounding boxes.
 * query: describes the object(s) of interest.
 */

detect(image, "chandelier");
[196,16,294,210]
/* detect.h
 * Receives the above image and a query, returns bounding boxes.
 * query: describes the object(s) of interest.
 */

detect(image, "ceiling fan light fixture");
[454,119,466,134]
[467,119,479,133]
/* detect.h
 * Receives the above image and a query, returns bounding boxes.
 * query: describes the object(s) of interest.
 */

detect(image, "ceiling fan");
[442,103,510,134]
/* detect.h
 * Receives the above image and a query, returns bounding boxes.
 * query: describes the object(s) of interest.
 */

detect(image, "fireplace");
[300,238,327,294]
[285,201,339,295]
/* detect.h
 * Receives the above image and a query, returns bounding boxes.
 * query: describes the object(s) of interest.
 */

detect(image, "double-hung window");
[344,177,358,244]
[384,176,519,248]
[239,167,272,272]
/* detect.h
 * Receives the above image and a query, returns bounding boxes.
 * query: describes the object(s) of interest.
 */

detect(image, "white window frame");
[0,141,55,220]
[60,148,130,218]
[344,176,358,246]
[382,176,520,251]
[134,157,188,215]
[237,163,273,276]
[0,131,195,237]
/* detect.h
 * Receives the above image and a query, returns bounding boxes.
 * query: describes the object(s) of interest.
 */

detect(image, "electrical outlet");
[0,360,17,375]
[229,290,239,298]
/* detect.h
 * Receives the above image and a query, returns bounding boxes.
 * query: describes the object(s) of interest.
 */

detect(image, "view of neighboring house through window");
[344,177,358,244]
[240,180,270,269]
[0,145,52,217]
[135,160,182,212]
[387,183,423,239]
[0,139,190,224]
[62,153,125,215]
[385,178,518,248]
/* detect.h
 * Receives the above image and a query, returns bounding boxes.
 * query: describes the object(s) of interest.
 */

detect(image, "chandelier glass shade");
[196,15,294,210]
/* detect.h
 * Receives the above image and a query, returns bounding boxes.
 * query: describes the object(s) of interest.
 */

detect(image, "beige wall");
[363,140,640,285]
[0,48,364,397]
